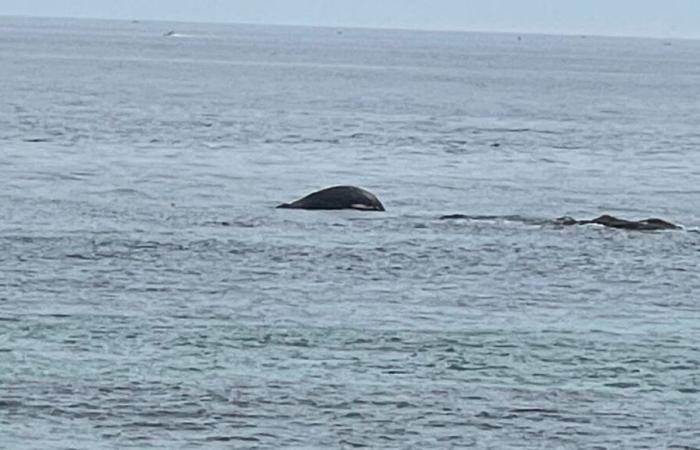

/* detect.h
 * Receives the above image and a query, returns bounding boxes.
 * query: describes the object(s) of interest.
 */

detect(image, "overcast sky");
[2,0,699,39]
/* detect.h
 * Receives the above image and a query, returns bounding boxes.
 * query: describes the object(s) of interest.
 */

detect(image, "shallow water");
[1,16,700,449]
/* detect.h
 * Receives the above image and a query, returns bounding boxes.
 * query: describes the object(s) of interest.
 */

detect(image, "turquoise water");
[1,16,700,449]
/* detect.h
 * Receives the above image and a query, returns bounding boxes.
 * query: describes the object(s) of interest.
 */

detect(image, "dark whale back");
[589,215,679,230]
[277,186,385,211]
[554,214,680,230]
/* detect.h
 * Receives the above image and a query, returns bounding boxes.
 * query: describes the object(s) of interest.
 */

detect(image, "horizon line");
[1,13,698,42]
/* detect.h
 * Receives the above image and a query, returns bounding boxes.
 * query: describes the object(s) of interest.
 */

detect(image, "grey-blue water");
[1,16,700,449]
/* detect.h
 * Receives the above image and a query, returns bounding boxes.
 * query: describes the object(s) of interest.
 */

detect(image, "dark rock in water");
[556,214,680,231]
[277,186,385,211]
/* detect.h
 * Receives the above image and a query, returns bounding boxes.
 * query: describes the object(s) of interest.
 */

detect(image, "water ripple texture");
[1,16,700,449]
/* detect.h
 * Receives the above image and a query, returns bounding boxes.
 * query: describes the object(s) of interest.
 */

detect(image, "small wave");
[205,436,260,443]
[207,219,261,228]
[509,407,561,415]
[89,188,155,199]
[551,144,584,150]
[0,317,20,322]
[473,127,563,136]
[65,253,98,260]
[263,135,340,145]
[346,132,377,139]
[162,31,204,39]
[21,171,83,181]
[439,214,547,226]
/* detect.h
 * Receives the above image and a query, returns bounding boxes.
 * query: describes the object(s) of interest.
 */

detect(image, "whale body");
[555,214,680,231]
[277,186,385,211]
[439,213,680,231]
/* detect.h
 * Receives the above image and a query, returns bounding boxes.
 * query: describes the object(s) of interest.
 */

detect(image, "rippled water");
[1,16,700,449]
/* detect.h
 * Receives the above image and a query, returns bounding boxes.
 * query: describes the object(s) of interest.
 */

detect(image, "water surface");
[1,16,700,449]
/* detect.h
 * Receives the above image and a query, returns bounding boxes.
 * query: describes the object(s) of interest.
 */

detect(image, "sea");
[1,16,699,449]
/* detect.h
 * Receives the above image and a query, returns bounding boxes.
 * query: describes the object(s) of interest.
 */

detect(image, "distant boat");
[163,30,176,37]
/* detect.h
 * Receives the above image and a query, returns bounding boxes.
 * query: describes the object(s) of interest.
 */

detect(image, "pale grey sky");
[2,0,699,39]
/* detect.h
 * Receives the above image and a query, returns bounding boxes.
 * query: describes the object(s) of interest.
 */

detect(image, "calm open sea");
[1,16,700,449]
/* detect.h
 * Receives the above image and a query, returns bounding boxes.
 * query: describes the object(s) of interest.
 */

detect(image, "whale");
[554,214,680,231]
[439,213,680,231]
[277,186,385,211]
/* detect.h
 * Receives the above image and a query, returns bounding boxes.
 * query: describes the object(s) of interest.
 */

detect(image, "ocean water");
[1,16,700,449]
